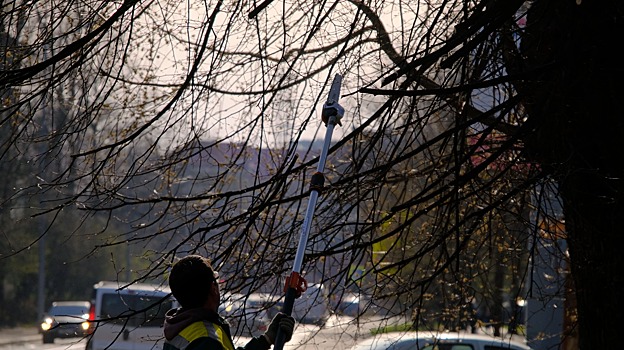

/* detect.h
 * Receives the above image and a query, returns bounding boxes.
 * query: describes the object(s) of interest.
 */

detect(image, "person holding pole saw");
[273,74,345,350]
[163,255,296,350]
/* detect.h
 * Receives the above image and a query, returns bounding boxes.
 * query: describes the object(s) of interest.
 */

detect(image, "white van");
[86,281,177,350]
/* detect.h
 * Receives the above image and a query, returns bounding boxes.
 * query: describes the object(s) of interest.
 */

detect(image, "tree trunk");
[522,1,624,348]
[560,174,622,350]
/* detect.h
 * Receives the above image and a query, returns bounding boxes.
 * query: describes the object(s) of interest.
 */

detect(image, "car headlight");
[81,321,90,331]
[41,318,53,331]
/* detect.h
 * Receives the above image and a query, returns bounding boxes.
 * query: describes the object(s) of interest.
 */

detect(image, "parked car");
[221,292,272,338]
[332,291,364,317]
[86,281,177,350]
[292,283,331,325]
[223,285,331,338]
[349,331,533,350]
[40,300,91,344]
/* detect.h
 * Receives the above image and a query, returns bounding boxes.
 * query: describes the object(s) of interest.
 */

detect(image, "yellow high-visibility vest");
[165,320,235,350]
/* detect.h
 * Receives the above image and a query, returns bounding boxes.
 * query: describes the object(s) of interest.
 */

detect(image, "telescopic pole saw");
[273,74,344,350]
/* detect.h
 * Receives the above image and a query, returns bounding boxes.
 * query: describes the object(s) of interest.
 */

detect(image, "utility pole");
[37,40,51,321]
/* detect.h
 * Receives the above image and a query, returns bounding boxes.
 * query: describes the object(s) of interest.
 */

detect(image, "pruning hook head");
[322,74,344,126]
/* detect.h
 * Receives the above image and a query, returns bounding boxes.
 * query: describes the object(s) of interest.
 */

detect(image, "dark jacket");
[163,307,271,350]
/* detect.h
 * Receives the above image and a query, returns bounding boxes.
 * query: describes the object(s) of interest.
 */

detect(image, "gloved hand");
[264,312,295,344]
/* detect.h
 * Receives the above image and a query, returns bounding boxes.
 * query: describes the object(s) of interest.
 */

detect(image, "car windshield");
[100,293,172,327]
[49,305,88,316]
[265,301,284,319]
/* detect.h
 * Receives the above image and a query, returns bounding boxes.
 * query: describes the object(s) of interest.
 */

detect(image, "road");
[0,315,402,350]
[286,315,392,350]
[235,315,403,350]
[0,337,86,350]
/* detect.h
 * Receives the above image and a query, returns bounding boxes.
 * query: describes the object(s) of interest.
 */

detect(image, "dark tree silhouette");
[2,1,620,349]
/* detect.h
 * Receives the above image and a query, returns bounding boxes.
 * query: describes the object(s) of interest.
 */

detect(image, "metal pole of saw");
[273,74,344,350]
